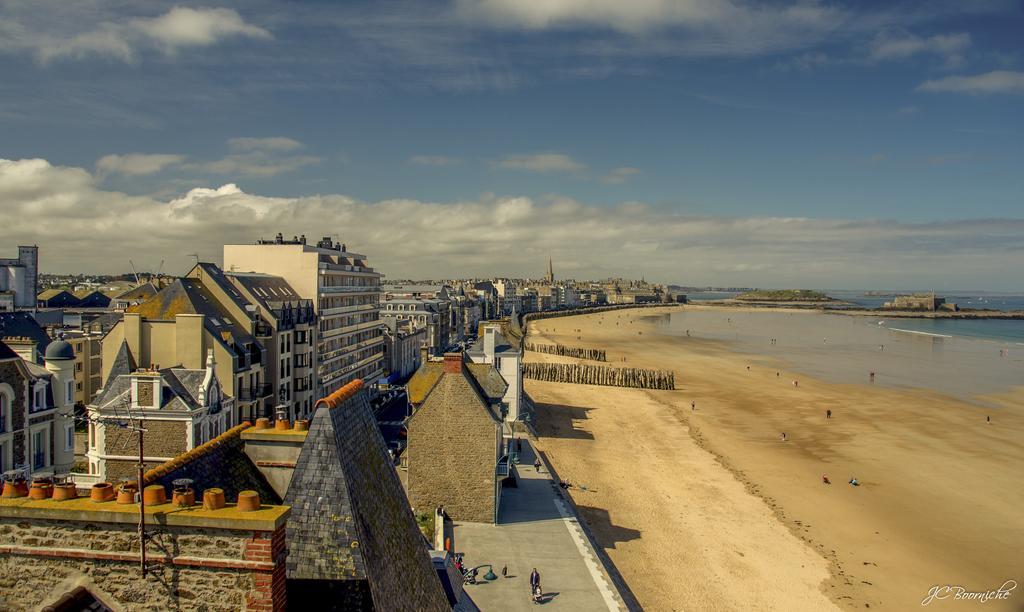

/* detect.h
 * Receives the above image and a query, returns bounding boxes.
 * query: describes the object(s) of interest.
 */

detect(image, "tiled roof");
[412,366,501,427]
[407,360,507,406]
[284,380,450,610]
[111,282,157,301]
[465,363,508,403]
[143,421,279,504]
[128,278,257,357]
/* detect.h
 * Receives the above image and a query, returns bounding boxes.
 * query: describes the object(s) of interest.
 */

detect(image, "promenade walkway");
[452,441,626,611]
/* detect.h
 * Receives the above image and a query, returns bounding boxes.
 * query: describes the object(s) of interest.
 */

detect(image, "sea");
[657,305,1024,404]
[685,290,1024,344]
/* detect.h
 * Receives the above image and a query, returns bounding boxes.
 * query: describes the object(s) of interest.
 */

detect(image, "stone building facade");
[407,354,504,523]
[0,495,289,611]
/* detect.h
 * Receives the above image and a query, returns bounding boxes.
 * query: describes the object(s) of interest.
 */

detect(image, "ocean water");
[656,309,1024,404]
[684,290,1024,344]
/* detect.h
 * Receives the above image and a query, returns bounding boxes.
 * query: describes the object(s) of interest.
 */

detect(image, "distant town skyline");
[1,1,1022,289]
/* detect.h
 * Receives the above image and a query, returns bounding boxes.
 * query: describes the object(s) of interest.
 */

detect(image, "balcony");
[320,319,382,339]
[320,303,378,317]
[317,286,382,296]
[236,383,273,403]
[318,261,377,274]
[317,336,384,366]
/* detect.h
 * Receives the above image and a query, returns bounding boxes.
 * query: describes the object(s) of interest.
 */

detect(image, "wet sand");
[526,306,1024,611]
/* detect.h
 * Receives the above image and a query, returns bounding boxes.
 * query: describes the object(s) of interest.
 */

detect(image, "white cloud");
[457,0,840,35]
[2,157,1023,289]
[917,70,1024,95]
[498,153,586,173]
[601,167,642,184]
[96,153,185,176]
[24,7,271,63]
[190,137,318,178]
[410,155,460,166]
[868,31,970,68]
[228,137,303,152]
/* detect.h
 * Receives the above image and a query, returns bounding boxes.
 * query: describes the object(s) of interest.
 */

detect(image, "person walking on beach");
[691,400,696,411]
[826,409,832,419]
[780,432,787,442]
[822,474,831,485]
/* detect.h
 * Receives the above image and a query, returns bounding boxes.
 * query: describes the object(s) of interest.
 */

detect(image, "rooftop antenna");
[128,260,141,285]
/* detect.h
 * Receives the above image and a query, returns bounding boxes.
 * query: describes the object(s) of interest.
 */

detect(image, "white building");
[0,245,38,311]
[466,323,523,427]
[224,234,385,396]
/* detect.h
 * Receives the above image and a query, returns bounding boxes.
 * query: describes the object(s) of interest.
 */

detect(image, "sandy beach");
[525,306,1024,611]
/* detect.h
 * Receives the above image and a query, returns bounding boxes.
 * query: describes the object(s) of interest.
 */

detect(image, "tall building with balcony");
[224,234,385,396]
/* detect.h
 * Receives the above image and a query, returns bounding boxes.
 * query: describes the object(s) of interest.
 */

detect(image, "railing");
[317,286,382,296]
[496,455,510,478]
[320,319,382,339]
[320,303,377,317]
[236,383,273,402]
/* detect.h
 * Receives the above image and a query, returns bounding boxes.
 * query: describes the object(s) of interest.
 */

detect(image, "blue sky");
[1,1,1022,288]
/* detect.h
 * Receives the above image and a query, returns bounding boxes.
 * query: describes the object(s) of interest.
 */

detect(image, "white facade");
[0,246,38,311]
[467,324,523,425]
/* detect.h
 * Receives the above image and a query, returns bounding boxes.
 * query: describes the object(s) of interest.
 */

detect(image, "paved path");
[452,441,623,611]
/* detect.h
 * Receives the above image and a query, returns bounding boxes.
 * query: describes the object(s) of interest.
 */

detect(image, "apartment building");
[226,271,316,421]
[224,234,385,396]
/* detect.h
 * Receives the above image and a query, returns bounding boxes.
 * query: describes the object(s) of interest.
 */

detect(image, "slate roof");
[91,359,209,415]
[128,277,259,361]
[284,380,450,611]
[0,340,18,360]
[466,328,518,357]
[406,360,507,406]
[0,311,51,361]
[143,422,279,504]
[111,282,158,302]
[106,341,137,380]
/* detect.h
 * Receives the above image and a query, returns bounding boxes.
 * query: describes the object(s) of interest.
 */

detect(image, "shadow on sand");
[533,401,596,440]
[575,505,642,550]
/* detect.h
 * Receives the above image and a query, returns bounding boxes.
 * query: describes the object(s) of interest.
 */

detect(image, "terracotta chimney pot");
[275,419,291,431]
[255,418,271,430]
[294,419,309,431]
[28,483,53,500]
[203,487,226,510]
[52,483,77,501]
[90,482,115,503]
[236,490,261,512]
[142,484,167,506]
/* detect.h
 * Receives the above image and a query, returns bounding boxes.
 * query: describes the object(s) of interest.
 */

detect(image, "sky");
[1,0,1022,290]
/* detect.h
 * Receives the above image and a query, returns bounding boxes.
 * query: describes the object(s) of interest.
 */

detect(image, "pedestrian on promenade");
[534,459,541,472]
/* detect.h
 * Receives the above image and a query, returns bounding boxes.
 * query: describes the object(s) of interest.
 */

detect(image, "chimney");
[443,353,463,374]
[484,326,496,359]
[419,345,429,366]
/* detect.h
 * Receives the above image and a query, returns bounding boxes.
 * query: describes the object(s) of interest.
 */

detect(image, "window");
[32,429,46,469]
[0,393,7,434]
[65,424,74,452]
[0,441,7,473]
[67,380,73,401]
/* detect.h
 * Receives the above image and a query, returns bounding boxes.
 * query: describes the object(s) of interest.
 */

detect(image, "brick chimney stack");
[443,353,463,374]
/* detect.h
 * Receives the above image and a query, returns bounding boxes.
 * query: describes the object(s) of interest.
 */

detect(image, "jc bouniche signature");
[922,580,1017,606]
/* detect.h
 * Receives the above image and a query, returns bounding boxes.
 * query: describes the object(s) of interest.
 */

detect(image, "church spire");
[546,254,554,284]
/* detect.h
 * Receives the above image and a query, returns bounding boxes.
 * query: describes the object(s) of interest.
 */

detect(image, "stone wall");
[105,419,187,460]
[0,360,27,465]
[0,514,286,611]
[407,380,498,524]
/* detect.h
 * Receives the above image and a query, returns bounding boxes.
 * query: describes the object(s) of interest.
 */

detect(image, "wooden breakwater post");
[523,362,675,390]
[525,342,607,362]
